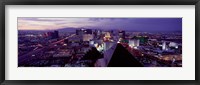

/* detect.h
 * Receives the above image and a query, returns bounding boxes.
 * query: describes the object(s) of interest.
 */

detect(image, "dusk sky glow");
[18,18,182,32]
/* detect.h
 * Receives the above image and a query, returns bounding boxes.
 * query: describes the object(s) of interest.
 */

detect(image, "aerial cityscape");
[18,18,182,67]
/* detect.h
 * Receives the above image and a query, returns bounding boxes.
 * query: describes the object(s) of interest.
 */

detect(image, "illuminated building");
[76,29,92,35]
[68,36,81,43]
[77,29,93,41]
[94,29,102,38]
[103,32,111,41]
[137,36,148,44]
[162,41,167,51]
[169,42,178,48]
[129,39,140,49]
[89,40,95,47]
[83,34,94,41]
[97,30,102,36]
[94,43,104,52]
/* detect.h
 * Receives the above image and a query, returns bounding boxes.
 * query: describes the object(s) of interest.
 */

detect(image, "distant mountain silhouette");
[18,27,182,33]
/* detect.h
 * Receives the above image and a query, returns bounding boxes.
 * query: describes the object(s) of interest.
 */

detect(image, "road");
[18,34,76,64]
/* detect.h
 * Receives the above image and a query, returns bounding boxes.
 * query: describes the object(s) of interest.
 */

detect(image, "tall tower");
[162,41,166,51]
[119,30,125,39]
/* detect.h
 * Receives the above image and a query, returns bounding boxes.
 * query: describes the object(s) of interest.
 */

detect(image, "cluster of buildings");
[18,28,182,67]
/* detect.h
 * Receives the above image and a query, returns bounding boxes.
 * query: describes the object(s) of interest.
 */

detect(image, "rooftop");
[108,43,144,67]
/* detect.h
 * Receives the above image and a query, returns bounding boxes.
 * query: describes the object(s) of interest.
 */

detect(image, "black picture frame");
[0,0,199,85]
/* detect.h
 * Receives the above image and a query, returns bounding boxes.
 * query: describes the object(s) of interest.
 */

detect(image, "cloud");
[18,17,182,32]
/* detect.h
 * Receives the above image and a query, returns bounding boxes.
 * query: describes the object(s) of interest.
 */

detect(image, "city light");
[18,18,182,67]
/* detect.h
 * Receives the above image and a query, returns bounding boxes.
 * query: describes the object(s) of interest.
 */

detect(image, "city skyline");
[18,17,182,67]
[18,18,182,32]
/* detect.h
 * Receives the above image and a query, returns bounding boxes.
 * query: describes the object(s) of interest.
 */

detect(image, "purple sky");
[18,18,182,32]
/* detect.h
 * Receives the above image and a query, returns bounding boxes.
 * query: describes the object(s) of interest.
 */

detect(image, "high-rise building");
[97,30,102,36]
[76,29,92,36]
[46,31,59,39]
[138,36,148,44]
[94,29,102,38]
[76,29,80,35]
[52,31,59,39]
[89,40,95,47]
[76,29,84,36]
[129,39,140,49]
[85,29,92,34]
[119,30,125,39]
[162,41,167,50]
[103,32,111,41]
[169,42,178,48]
[83,34,94,41]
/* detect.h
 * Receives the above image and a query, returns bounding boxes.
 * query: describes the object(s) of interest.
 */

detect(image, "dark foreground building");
[108,43,144,67]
